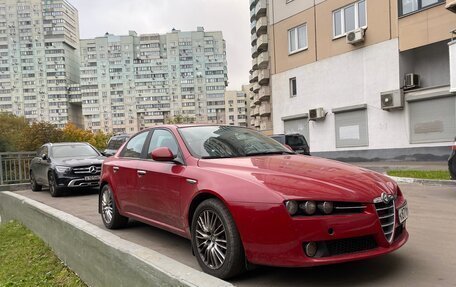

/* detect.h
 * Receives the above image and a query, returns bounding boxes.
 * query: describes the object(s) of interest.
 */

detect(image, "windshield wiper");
[245,151,295,157]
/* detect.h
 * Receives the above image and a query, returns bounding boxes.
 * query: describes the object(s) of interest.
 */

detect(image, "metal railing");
[0,152,36,185]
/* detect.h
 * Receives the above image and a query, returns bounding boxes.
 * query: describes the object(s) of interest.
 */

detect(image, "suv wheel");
[48,172,63,197]
[30,171,42,192]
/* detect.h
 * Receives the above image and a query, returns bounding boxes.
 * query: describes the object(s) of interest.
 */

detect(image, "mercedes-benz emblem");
[89,166,97,174]
[381,192,394,204]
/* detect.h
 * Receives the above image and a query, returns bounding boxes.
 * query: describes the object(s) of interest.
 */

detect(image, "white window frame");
[289,77,297,98]
[332,0,367,39]
[288,23,308,55]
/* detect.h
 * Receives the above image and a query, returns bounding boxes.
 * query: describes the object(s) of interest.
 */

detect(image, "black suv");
[104,134,129,156]
[30,142,105,197]
[270,133,310,155]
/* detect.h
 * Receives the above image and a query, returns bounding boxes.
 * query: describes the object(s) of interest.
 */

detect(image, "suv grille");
[72,165,101,174]
[375,200,396,243]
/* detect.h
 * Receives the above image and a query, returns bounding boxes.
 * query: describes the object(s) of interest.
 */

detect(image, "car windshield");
[107,137,128,150]
[287,135,307,147]
[179,126,293,159]
[52,144,99,158]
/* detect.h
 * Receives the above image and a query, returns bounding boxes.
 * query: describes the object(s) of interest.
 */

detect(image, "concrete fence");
[0,192,233,287]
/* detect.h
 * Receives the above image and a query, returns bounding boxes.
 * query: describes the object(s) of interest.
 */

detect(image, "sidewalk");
[350,161,448,173]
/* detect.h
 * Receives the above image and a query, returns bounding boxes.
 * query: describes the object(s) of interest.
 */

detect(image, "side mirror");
[41,154,47,160]
[150,147,176,162]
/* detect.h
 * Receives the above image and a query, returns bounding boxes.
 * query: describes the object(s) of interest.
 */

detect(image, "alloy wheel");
[101,189,114,224]
[195,210,228,269]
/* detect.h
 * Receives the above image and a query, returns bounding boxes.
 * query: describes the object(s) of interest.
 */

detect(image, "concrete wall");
[0,192,232,287]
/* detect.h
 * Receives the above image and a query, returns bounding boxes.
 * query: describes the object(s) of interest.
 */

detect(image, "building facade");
[224,90,248,127]
[0,0,81,128]
[79,27,227,133]
[265,0,456,160]
[249,0,273,134]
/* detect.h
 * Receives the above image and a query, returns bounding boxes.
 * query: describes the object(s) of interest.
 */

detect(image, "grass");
[387,170,451,180]
[0,221,86,287]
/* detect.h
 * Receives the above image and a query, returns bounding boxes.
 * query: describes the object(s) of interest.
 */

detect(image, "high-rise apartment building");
[224,90,248,127]
[249,0,272,134]
[258,0,455,160]
[79,27,228,133]
[0,0,80,128]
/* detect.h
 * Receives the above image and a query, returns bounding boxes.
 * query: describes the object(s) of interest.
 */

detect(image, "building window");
[288,24,307,54]
[333,0,366,38]
[335,109,369,148]
[289,77,297,98]
[399,0,444,16]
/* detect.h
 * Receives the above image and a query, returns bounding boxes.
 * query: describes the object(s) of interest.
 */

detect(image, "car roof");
[46,142,90,146]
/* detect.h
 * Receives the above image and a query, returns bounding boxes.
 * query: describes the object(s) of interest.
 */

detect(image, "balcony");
[253,82,261,93]
[251,20,256,35]
[260,119,272,131]
[257,34,268,52]
[250,99,256,108]
[259,86,271,101]
[258,69,269,85]
[252,57,258,71]
[249,73,254,83]
[446,0,456,12]
[255,0,267,20]
[256,16,267,36]
[251,45,258,58]
[250,109,256,117]
[249,0,258,11]
[250,7,256,22]
[257,51,269,69]
[253,106,260,116]
[254,117,261,127]
[252,70,259,82]
[254,94,260,104]
[251,32,257,46]
[259,102,271,116]
[250,119,256,126]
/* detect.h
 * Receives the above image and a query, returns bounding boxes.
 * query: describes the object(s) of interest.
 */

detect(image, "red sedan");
[99,125,409,279]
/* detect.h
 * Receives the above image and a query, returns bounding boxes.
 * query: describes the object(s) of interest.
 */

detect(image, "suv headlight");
[55,166,71,173]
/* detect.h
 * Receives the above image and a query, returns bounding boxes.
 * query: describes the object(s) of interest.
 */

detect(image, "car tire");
[30,171,42,192]
[48,172,63,197]
[100,184,128,229]
[191,198,246,279]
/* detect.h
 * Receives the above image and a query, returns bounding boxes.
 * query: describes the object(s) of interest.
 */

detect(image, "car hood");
[53,156,105,167]
[198,155,397,203]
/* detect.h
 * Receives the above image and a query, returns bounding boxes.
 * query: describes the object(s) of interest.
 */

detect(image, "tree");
[0,113,29,152]
[165,115,195,124]
[17,122,64,152]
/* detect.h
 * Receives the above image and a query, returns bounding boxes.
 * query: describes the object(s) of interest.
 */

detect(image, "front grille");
[72,165,101,174]
[305,236,378,258]
[375,200,396,243]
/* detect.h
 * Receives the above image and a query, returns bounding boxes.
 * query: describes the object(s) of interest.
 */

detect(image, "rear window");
[286,135,307,147]
[271,136,285,144]
[107,137,127,150]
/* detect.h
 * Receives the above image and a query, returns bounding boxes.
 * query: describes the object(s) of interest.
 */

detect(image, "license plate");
[398,203,408,224]
[84,175,100,181]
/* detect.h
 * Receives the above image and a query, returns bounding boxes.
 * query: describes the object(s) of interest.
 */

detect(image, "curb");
[0,191,233,287]
[387,175,456,186]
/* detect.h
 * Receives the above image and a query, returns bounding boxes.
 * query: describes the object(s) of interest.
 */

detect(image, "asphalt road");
[14,183,456,287]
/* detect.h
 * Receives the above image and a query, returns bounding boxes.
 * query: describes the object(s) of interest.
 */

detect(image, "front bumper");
[54,173,100,188]
[230,199,408,267]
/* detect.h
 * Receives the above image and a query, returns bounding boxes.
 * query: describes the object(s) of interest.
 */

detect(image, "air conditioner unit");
[381,89,404,110]
[309,107,326,121]
[346,28,365,45]
[404,73,420,90]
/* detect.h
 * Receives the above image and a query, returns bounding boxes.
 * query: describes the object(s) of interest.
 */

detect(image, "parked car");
[104,134,130,156]
[271,133,310,155]
[99,125,408,279]
[30,142,105,197]
[449,137,456,180]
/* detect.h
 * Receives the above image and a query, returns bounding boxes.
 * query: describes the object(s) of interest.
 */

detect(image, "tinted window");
[179,126,291,159]
[286,135,307,148]
[107,137,128,150]
[271,136,285,144]
[147,129,179,158]
[121,131,148,158]
[52,145,99,158]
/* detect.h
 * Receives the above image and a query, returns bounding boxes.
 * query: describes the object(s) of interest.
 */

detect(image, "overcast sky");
[70,0,251,91]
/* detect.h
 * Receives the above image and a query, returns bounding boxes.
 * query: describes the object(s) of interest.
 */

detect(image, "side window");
[120,132,149,158]
[147,129,179,159]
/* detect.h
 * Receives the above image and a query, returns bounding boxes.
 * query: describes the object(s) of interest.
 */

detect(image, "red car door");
[136,129,188,230]
[111,131,150,215]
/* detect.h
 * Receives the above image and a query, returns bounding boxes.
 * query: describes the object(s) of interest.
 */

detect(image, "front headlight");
[55,166,71,173]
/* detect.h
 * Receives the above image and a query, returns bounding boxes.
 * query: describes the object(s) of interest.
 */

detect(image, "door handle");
[113,166,119,173]
[137,170,146,176]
